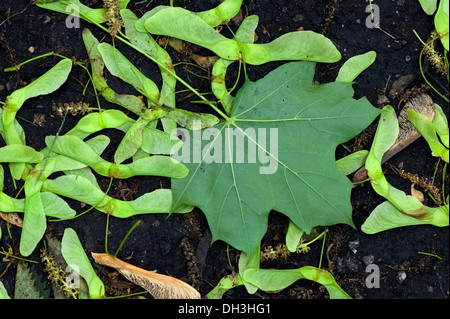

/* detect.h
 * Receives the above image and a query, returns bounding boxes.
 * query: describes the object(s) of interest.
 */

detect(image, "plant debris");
[91,252,201,299]
[353,93,436,184]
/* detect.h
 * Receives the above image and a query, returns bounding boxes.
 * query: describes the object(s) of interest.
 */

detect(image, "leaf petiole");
[418,251,442,259]
[4,52,55,72]
[318,228,327,269]
[114,220,141,257]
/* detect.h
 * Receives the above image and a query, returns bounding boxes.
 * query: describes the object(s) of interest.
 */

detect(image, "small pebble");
[159,241,171,255]
[336,254,360,274]
[397,271,407,283]
[292,14,304,23]
[405,55,411,62]
[349,239,360,254]
[362,254,375,265]
[28,46,35,54]
[5,79,15,91]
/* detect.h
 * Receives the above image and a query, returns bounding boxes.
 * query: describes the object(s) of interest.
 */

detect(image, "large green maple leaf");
[171,61,380,254]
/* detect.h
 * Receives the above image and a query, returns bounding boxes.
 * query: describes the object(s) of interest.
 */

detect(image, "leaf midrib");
[174,113,352,235]
[230,122,348,222]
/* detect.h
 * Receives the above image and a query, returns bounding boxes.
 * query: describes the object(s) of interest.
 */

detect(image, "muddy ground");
[0,0,448,300]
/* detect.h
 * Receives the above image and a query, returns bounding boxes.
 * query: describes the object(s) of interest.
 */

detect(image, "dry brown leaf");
[410,183,425,203]
[191,54,219,69]
[168,37,218,69]
[0,212,23,228]
[91,253,201,299]
[167,37,185,53]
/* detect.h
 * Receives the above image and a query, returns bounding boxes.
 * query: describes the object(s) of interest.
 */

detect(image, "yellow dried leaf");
[91,253,200,299]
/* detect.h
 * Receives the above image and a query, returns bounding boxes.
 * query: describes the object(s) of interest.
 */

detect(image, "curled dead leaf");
[91,253,201,299]
[168,37,218,69]
[0,212,23,228]
[352,167,368,184]
[168,37,184,52]
[410,183,425,203]
[191,54,219,69]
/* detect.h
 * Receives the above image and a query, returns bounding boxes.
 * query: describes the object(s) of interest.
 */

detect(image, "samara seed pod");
[353,93,435,184]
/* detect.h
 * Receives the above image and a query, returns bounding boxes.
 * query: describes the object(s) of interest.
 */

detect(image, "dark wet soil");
[0,0,448,300]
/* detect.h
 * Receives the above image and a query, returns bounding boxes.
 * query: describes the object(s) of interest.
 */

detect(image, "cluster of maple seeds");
[103,0,124,37]
[260,241,311,262]
[52,101,93,117]
[423,31,449,76]
[40,248,80,299]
